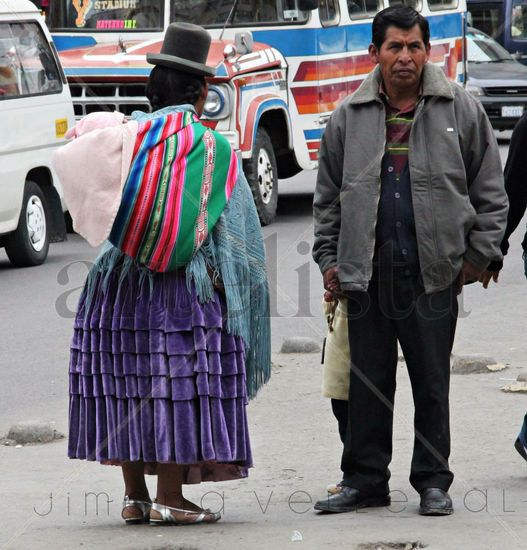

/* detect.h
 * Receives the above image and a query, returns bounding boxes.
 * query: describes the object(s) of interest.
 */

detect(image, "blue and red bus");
[48,0,467,223]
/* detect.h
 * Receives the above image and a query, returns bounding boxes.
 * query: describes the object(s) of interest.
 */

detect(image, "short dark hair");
[146,65,205,112]
[371,5,430,50]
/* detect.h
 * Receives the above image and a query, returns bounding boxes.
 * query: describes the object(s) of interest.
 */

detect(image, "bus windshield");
[171,0,310,26]
[49,0,164,31]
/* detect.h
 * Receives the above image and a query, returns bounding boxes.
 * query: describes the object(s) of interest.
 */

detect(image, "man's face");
[369,24,431,93]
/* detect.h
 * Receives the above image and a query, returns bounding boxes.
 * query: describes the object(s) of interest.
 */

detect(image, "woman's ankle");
[125,490,151,502]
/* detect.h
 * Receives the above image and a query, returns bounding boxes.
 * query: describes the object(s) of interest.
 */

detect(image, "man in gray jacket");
[313,5,508,516]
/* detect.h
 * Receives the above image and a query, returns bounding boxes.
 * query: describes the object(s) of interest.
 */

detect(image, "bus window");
[347,0,382,19]
[511,0,527,38]
[428,0,459,10]
[319,0,340,26]
[232,0,277,22]
[388,0,423,11]
[49,0,164,31]
[171,0,310,26]
[282,0,312,21]
[468,5,501,39]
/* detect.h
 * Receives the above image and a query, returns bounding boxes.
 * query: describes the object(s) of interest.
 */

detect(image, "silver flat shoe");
[149,501,221,525]
[121,496,152,525]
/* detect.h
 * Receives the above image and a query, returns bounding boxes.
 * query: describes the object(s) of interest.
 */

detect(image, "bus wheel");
[244,128,278,225]
[5,180,50,267]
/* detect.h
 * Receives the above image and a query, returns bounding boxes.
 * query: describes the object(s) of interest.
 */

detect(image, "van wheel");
[243,128,278,225]
[5,181,50,267]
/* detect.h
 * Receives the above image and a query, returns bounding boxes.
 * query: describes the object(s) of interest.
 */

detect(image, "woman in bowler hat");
[58,23,270,526]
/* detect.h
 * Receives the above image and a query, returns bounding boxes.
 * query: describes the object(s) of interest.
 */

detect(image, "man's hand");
[479,270,500,289]
[456,260,485,295]
[323,266,341,296]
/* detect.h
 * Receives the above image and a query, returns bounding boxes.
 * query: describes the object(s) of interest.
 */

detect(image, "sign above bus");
[50,0,164,31]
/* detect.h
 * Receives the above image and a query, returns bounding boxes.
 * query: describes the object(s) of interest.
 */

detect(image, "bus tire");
[5,180,50,267]
[243,127,278,225]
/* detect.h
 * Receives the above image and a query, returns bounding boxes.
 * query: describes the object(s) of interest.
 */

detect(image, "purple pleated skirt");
[68,263,253,483]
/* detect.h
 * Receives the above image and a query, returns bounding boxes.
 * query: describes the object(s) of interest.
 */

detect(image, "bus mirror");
[298,0,318,10]
[235,31,253,55]
[466,11,473,26]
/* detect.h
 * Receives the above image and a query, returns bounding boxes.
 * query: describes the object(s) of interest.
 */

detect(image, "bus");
[467,0,527,62]
[48,0,467,224]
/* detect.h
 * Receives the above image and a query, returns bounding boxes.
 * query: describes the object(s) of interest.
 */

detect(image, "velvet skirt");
[67,263,252,483]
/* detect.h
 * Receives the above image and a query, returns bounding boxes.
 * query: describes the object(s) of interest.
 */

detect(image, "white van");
[0,0,74,266]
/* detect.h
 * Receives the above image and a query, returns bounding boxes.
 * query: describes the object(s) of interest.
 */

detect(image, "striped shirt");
[380,80,423,172]
[385,102,414,175]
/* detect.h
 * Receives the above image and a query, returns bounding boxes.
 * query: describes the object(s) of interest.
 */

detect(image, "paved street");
[1,137,527,549]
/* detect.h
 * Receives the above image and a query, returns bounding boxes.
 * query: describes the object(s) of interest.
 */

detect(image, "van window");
[171,0,310,26]
[319,0,340,26]
[427,0,458,11]
[348,0,383,19]
[0,22,62,100]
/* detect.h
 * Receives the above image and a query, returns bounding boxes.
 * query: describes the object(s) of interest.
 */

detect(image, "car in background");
[0,0,74,266]
[466,26,527,130]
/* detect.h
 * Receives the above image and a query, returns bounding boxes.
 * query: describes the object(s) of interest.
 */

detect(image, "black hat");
[147,22,216,77]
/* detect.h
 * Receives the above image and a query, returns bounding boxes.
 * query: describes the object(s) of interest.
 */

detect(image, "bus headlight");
[203,86,230,119]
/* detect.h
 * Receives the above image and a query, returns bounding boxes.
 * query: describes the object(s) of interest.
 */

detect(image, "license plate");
[502,106,523,117]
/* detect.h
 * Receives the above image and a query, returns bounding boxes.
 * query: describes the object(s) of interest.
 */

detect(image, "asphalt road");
[3,137,527,550]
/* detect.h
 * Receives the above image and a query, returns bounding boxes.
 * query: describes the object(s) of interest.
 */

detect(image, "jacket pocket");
[432,192,476,261]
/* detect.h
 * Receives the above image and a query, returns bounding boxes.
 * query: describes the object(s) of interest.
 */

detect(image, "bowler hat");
[147,22,216,76]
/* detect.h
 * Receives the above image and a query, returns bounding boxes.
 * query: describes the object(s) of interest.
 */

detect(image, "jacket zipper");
[417,98,442,287]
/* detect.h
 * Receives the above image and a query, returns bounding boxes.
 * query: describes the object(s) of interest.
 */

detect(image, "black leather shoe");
[419,488,453,516]
[314,486,390,513]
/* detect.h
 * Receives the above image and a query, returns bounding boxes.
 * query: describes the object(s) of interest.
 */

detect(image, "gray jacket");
[313,63,509,294]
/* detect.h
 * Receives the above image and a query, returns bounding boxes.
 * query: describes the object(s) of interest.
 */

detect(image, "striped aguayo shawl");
[109,111,238,271]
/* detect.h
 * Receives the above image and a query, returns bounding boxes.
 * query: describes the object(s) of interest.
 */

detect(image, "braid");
[148,93,163,112]
[183,82,202,105]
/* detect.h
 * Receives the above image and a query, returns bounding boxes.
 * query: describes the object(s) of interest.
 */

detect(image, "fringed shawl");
[187,172,271,399]
[88,105,270,399]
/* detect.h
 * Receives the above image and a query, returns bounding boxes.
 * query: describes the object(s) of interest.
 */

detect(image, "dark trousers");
[331,398,348,444]
[341,276,457,496]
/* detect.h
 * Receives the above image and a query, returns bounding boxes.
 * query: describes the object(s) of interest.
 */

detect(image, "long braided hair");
[146,65,205,111]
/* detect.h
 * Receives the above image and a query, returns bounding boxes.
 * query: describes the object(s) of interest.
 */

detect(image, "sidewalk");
[1,348,526,550]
